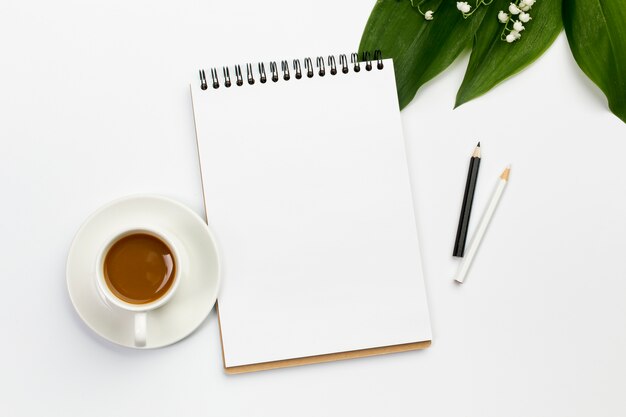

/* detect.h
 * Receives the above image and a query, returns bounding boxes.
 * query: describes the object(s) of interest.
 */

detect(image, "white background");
[1,0,625,416]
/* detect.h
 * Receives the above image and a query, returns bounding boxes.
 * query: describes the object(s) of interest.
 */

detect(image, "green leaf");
[563,0,626,123]
[359,0,490,109]
[455,0,562,107]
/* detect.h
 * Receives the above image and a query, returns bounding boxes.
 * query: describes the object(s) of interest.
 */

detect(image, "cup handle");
[134,312,147,347]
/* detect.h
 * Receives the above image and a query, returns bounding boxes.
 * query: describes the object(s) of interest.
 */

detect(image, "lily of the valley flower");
[506,30,522,42]
[499,0,536,43]
[457,0,494,19]
[464,0,535,42]
[410,0,435,21]
[509,3,521,15]
[457,2,472,14]
[519,0,536,11]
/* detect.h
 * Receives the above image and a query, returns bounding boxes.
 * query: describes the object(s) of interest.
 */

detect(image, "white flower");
[519,12,532,22]
[457,2,472,13]
[512,30,522,39]
[525,0,536,7]
[513,20,525,31]
[424,10,434,20]
[498,11,509,23]
[506,33,517,43]
[509,3,521,14]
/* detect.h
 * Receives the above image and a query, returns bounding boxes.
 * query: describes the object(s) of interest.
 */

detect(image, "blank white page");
[191,59,431,368]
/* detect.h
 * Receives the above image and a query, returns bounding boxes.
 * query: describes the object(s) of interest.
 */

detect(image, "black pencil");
[453,142,481,257]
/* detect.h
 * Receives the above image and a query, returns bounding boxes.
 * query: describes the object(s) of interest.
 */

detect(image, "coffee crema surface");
[103,233,176,304]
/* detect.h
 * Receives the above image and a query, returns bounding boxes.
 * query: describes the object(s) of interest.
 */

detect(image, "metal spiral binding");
[304,57,314,78]
[210,68,219,89]
[351,53,360,72]
[363,51,372,71]
[328,55,337,75]
[316,57,325,77]
[199,50,383,89]
[223,67,231,87]
[374,50,384,70]
[246,63,255,85]
[234,65,243,86]
[269,62,279,82]
[293,59,302,79]
[258,62,267,84]
[339,55,349,74]
[281,60,290,81]
[199,70,208,90]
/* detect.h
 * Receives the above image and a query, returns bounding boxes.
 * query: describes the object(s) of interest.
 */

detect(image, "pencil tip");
[500,165,511,181]
[472,143,481,158]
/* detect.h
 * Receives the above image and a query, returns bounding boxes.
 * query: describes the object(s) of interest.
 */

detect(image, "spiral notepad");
[191,52,432,373]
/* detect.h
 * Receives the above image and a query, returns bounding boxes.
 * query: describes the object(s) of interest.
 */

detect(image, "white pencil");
[454,165,510,284]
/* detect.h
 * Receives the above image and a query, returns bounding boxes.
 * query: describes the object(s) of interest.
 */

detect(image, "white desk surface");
[1,1,625,415]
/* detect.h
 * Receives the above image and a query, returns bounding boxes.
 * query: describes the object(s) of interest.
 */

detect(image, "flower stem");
[500,0,520,40]
[462,0,495,19]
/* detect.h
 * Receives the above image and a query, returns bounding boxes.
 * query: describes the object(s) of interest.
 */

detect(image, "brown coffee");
[103,233,176,305]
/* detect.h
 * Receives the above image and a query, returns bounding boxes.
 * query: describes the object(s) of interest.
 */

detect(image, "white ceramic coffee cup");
[95,228,181,347]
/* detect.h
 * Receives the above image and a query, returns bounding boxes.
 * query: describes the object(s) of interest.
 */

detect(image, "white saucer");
[66,195,220,349]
